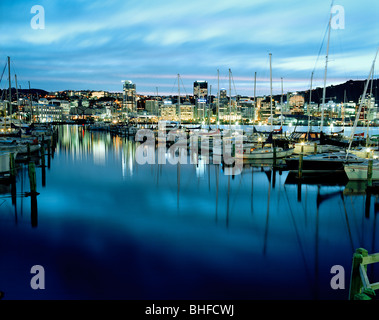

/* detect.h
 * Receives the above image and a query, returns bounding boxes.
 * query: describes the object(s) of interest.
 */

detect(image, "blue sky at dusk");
[0,0,378,96]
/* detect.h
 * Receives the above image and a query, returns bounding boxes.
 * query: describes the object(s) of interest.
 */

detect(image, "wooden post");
[27,142,31,159]
[298,145,304,179]
[9,152,16,179]
[31,193,38,228]
[10,152,17,207]
[273,146,277,167]
[349,248,368,300]
[314,142,317,155]
[41,145,46,187]
[47,139,51,169]
[40,145,45,167]
[368,159,373,187]
[28,161,37,194]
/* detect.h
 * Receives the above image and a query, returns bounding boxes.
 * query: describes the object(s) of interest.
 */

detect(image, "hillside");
[273,78,378,104]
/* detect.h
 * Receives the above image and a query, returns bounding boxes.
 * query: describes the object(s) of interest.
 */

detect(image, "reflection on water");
[0,125,378,300]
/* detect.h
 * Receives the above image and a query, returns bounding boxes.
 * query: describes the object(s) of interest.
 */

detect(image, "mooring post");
[31,193,38,228]
[368,158,373,187]
[47,139,51,169]
[298,145,304,179]
[9,152,16,180]
[314,142,317,155]
[27,142,31,160]
[349,248,368,300]
[28,161,37,194]
[40,145,45,167]
[40,145,46,187]
[273,146,277,167]
[9,152,17,207]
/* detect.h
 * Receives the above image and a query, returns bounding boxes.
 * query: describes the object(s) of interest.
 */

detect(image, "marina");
[0,123,378,299]
[1,0,379,303]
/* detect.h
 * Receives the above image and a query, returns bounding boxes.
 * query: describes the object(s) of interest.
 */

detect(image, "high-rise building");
[193,81,208,98]
[122,80,136,113]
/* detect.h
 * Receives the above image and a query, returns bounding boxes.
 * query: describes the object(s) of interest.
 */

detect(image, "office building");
[122,80,136,113]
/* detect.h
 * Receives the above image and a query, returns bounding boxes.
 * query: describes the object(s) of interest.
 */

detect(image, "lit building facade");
[122,80,136,114]
[193,81,208,98]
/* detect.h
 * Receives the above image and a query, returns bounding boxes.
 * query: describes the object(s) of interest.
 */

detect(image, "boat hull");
[285,154,364,172]
[344,163,379,180]
[237,148,294,160]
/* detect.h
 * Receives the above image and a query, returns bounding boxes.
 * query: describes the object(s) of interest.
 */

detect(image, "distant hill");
[0,88,49,99]
[273,78,379,104]
[1,78,377,105]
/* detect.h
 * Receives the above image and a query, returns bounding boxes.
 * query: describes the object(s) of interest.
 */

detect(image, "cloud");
[1,0,378,96]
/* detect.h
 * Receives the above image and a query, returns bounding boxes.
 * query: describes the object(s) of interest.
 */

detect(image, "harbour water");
[0,124,378,299]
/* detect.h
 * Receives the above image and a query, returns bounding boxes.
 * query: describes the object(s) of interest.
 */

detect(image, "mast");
[29,81,33,123]
[308,71,314,136]
[320,10,333,132]
[280,77,283,129]
[229,68,232,130]
[156,87,159,120]
[217,69,219,128]
[366,67,375,146]
[15,75,19,121]
[208,85,212,126]
[346,47,379,159]
[342,89,346,130]
[269,53,273,132]
[8,56,11,127]
[177,74,180,126]
[254,72,257,122]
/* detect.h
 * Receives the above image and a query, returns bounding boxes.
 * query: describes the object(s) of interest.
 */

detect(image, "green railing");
[349,248,379,300]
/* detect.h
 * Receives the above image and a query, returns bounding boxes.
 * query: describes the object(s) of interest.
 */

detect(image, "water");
[0,125,378,300]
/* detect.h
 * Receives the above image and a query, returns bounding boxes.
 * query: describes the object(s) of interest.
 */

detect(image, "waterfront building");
[122,80,136,114]
[145,99,159,116]
[160,102,177,121]
[219,89,227,101]
[179,103,195,122]
[196,99,206,119]
[25,102,63,122]
[91,91,108,99]
[257,97,275,122]
[289,93,305,108]
[193,81,208,98]
[239,99,255,121]
[358,95,377,121]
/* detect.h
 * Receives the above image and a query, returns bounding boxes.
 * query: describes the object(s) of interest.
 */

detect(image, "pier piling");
[41,145,46,187]
[9,152,16,180]
[28,162,37,194]
[298,145,304,179]
[367,159,373,187]
[273,146,277,167]
[27,143,31,160]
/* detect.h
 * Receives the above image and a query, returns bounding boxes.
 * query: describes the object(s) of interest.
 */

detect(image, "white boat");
[285,151,364,173]
[344,160,379,180]
[236,144,294,160]
[0,138,41,154]
[349,147,379,159]
[0,151,18,178]
[293,142,341,154]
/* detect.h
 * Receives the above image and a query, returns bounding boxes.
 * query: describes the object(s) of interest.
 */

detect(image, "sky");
[0,0,378,97]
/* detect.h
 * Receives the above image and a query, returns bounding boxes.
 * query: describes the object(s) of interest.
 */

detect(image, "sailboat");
[0,150,17,180]
[238,54,294,161]
[0,57,19,137]
[344,47,379,180]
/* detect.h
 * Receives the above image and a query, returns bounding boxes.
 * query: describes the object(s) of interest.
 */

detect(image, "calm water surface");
[0,125,378,299]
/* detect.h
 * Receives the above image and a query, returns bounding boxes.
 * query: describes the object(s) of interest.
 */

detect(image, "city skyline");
[0,0,378,97]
